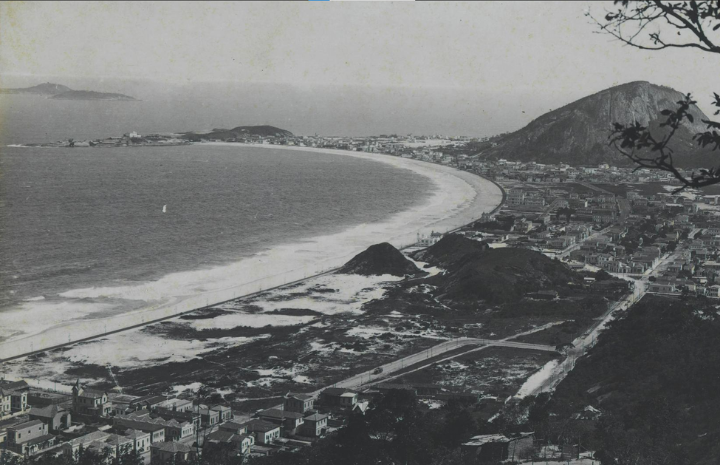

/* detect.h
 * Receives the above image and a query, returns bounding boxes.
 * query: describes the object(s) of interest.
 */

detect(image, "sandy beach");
[0,144,502,361]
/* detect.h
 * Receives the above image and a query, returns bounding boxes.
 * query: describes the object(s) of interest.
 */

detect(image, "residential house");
[257,409,304,433]
[0,380,29,417]
[648,282,679,294]
[461,433,534,461]
[28,405,71,433]
[320,388,359,408]
[245,420,281,445]
[112,417,165,444]
[7,420,55,456]
[211,405,233,423]
[284,393,314,414]
[122,429,151,457]
[299,413,328,438]
[219,420,249,435]
[109,394,147,415]
[72,381,112,418]
[155,398,193,413]
[707,285,720,298]
[205,430,255,455]
[154,407,200,433]
[199,407,220,427]
[150,441,195,464]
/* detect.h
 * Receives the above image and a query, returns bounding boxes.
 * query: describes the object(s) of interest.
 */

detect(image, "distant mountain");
[478,81,716,168]
[338,243,423,277]
[411,234,489,267]
[50,90,136,101]
[1,82,71,95]
[431,247,579,304]
[181,125,293,141]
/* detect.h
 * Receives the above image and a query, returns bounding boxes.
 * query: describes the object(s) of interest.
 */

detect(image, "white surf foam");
[0,145,502,360]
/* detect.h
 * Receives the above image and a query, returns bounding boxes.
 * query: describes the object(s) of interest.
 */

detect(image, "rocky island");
[1,82,136,100]
[50,90,136,101]
[0,82,71,95]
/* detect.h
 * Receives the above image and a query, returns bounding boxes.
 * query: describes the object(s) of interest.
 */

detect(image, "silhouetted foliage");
[591,1,720,191]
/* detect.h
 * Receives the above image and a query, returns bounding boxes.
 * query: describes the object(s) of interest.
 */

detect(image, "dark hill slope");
[338,243,423,277]
[412,234,489,267]
[182,125,293,141]
[431,248,579,304]
[479,81,715,168]
[550,296,720,464]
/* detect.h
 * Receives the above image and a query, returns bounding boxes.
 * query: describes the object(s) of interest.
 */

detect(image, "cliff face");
[480,81,714,167]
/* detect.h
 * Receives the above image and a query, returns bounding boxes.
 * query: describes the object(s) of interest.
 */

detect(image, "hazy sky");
[2,1,720,135]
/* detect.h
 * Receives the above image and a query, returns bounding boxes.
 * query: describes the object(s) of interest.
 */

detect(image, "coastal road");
[521,248,681,397]
[315,323,561,395]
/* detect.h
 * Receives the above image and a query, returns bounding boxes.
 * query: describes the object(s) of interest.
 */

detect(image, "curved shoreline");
[0,145,503,362]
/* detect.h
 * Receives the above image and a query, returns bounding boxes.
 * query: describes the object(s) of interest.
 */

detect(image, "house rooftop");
[8,420,44,430]
[23,434,55,447]
[258,408,304,420]
[321,388,350,397]
[286,392,314,401]
[463,434,510,446]
[247,420,280,433]
[122,429,150,440]
[29,404,65,418]
[151,441,193,453]
[303,413,328,422]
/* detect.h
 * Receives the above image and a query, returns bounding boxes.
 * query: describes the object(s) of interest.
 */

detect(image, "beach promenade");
[0,146,503,362]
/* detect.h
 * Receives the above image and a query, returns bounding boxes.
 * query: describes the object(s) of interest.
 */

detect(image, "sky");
[2,1,720,136]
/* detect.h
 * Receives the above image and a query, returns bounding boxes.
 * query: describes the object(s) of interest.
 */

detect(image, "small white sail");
[162,205,167,213]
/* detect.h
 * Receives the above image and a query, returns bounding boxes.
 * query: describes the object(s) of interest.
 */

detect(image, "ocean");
[0,143,431,312]
[0,93,500,357]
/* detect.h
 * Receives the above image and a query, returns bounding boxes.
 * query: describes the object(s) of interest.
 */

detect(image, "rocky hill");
[1,82,71,95]
[430,247,579,304]
[338,243,423,277]
[182,125,293,141]
[478,81,715,168]
[50,90,136,101]
[412,234,489,267]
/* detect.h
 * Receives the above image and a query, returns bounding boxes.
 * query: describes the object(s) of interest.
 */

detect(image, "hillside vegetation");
[430,247,580,304]
[543,295,720,465]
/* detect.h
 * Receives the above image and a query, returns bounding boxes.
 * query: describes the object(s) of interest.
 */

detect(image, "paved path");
[522,247,681,397]
[315,322,562,395]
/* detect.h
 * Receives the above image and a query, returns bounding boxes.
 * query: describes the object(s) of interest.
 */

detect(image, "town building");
[6,420,55,455]
[28,405,71,433]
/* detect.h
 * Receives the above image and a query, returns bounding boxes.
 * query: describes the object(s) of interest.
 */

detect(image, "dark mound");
[338,243,423,277]
[431,247,579,304]
[412,234,489,267]
[479,81,715,168]
[182,125,293,141]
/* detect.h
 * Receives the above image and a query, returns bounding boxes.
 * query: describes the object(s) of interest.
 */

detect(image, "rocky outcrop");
[338,243,423,277]
[412,234,489,267]
[479,81,714,167]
